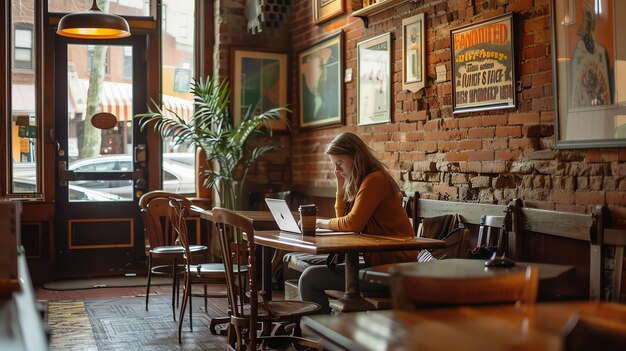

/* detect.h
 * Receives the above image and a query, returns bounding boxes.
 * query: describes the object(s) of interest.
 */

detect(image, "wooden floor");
[36,280,291,350]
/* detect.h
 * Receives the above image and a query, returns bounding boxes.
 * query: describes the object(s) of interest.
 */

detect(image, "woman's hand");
[316,218,330,229]
[335,170,346,196]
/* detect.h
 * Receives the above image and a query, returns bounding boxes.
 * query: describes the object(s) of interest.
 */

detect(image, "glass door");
[54,35,147,275]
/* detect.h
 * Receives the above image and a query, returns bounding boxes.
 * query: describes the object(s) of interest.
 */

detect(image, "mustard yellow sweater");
[328,171,417,266]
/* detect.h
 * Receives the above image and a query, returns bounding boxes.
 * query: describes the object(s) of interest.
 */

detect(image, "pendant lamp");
[57,0,130,39]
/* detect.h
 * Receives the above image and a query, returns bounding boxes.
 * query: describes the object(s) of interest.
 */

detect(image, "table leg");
[262,245,272,301]
[329,252,374,313]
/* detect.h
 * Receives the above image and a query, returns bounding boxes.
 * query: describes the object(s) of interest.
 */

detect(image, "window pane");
[161,0,195,195]
[15,29,32,48]
[67,44,134,202]
[15,48,31,62]
[48,0,151,17]
[10,1,38,194]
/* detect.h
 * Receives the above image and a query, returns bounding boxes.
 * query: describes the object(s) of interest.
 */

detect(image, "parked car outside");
[12,152,195,201]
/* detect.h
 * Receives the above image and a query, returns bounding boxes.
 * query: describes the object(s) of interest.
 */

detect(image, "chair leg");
[204,284,208,313]
[171,258,177,321]
[145,255,152,311]
[178,274,190,344]
[188,287,193,331]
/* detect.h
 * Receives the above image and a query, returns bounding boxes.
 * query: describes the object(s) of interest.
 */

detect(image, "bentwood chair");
[212,207,322,351]
[390,265,539,310]
[168,199,230,343]
[139,191,208,320]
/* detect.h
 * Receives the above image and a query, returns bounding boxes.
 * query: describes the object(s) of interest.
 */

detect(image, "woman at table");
[299,132,417,313]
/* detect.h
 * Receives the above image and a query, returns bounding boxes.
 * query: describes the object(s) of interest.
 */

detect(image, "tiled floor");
[37,279,291,350]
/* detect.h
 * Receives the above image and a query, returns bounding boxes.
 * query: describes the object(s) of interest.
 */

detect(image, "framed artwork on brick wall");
[232,49,289,131]
[402,13,426,92]
[451,14,516,114]
[312,0,345,25]
[552,0,626,148]
[298,30,344,129]
[357,32,391,126]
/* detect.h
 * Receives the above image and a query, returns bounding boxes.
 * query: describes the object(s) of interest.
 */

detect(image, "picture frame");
[357,32,391,126]
[402,13,426,92]
[552,0,626,148]
[451,14,516,114]
[298,30,344,129]
[312,0,345,25]
[232,49,289,131]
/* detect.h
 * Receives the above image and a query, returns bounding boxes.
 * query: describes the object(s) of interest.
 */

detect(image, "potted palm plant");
[136,76,288,210]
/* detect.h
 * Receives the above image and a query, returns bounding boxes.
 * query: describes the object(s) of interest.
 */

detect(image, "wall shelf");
[351,0,410,28]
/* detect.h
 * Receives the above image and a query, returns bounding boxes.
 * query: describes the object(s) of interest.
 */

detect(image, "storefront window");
[161,0,195,194]
[9,0,39,195]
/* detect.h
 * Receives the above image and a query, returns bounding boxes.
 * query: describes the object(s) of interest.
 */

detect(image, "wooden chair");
[212,207,322,351]
[168,199,230,343]
[390,265,539,309]
[467,215,509,259]
[563,314,626,351]
[139,190,208,320]
[412,196,509,259]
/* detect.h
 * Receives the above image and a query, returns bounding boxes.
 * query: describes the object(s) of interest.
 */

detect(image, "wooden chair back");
[391,265,539,309]
[213,207,258,350]
[476,215,508,256]
[168,199,192,263]
[139,191,192,248]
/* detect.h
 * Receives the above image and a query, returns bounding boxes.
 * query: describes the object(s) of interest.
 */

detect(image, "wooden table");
[251,230,445,312]
[195,208,288,230]
[361,258,577,301]
[302,301,626,351]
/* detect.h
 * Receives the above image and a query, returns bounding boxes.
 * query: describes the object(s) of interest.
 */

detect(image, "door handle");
[58,161,76,186]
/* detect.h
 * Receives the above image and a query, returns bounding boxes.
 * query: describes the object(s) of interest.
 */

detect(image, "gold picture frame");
[451,14,516,114]
[232,49,289,131]
[298,30,344,129]
[312,0,345,25]
[357,32,392,126]
[402,13,426,92]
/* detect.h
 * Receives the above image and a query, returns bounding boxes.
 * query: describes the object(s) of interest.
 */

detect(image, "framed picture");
[298,30,344,129]
[552,0,626,148]
[451,14,516,114]
[357,32,391,126]
[312,0,345,25]
[402,13,426,92]
[232,49,288,131]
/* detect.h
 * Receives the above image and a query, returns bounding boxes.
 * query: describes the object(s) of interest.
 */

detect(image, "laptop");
[265,198,349,235]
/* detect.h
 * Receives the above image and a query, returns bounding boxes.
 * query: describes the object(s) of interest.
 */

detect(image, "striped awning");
[162,94,194,121]
[69,79,193,122]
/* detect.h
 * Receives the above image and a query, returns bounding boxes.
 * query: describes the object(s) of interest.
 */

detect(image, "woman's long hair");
[325,132,401,202]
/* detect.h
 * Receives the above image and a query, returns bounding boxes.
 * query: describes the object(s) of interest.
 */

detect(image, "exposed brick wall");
[214,0,626,228]
[286,0,626,227]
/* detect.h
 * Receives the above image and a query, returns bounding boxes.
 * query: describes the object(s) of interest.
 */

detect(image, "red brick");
[482,115,508,127]
[458,139,482,150]
[446,152,469,162]
[468,127,494,139]
[496,126,522,138]
[607,192,626,205]
[458,116,482,129]
[574,191,606,205]
[585,150,619,163]
[509,113,540,125]
[468,150,494,162]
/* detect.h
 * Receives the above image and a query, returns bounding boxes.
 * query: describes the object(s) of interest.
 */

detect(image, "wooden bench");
[509,200,604,300]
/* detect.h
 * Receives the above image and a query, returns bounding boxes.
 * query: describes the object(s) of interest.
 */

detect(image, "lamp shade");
[57,0,130,39]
